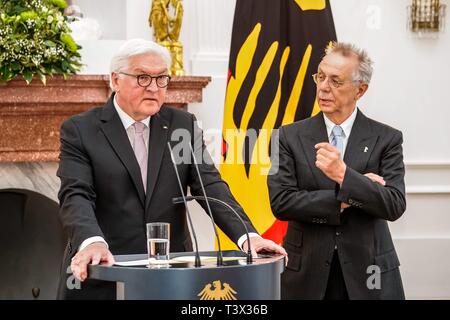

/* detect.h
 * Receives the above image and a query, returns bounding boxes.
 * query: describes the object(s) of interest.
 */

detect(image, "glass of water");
[146,222,170,267]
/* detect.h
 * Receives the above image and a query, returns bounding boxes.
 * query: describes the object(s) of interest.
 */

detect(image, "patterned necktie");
[132,122,148,192]
[331,125,345,158]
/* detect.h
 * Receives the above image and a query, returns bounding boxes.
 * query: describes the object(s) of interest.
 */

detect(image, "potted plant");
[0,0,82,84]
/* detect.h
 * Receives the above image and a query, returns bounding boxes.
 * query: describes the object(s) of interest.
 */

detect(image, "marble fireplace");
[0,75,210,201]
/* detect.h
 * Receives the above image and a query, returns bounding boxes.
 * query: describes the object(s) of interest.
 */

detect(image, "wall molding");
[406,186,450,194]
[393,236,450,240]
[405,161,450,195]
[405,161,450,168]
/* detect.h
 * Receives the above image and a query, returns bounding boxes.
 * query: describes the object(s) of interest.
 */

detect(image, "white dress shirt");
[113,97,150,150]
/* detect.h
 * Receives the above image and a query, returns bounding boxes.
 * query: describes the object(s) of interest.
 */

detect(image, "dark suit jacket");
[268,110,406,300]
[57,94,257,299]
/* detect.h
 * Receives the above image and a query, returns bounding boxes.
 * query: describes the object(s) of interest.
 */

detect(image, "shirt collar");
[113,95,150,130]
[323,107,358,139]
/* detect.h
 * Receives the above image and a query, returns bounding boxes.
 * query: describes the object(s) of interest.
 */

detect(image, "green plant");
[0,0,82,84]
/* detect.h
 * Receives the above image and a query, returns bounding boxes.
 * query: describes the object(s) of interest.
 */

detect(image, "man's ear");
[355,83,368,101]
[111,72,120,92]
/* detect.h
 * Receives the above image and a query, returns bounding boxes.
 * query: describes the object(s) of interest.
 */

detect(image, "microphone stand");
[167,142,202,267]
[188,144,223,266]
[173,195,253,264]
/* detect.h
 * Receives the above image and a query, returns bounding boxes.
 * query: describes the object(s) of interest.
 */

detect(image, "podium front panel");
[88,250,285,300]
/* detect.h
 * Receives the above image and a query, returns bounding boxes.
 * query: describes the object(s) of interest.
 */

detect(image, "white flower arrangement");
[0,0,82,84]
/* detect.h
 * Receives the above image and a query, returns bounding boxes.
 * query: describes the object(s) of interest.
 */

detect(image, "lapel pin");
[163,125,168,130]
[364,146,368,153]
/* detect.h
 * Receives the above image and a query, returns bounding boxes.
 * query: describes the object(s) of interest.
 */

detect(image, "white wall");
[330,0,450,300]
[76,0,450,299]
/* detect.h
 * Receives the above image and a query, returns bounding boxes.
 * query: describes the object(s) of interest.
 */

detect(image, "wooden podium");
[88,250,285,300]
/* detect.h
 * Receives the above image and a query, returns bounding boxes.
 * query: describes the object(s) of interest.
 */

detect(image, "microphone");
[167,142,202,267]
[173,195,253,264]
[188,144,223,266]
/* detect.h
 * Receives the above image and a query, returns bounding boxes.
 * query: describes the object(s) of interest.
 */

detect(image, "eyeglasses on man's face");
[119,72,171,88]
[312,72,359,89]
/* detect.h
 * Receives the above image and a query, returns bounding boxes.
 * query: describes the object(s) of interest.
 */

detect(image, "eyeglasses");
[312,73,359,89]
[119,72,171,88]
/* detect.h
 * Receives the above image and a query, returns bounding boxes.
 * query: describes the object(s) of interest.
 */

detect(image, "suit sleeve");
[268,127,342,225]
[57,118,104,252]
[188,115,258,243]
[336,130,406,221]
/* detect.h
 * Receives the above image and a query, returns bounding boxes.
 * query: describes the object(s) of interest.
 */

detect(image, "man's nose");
[318,78,331,92]
[145,80,159,92]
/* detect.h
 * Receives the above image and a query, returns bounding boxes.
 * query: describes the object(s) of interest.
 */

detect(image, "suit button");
[336,231,340,236]
[325,261,330,267]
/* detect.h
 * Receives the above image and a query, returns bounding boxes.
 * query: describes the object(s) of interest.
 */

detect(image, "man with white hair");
[57,38,286,299]
[268,42,406,299]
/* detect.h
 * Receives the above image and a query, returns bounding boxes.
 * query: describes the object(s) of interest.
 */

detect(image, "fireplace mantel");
[0,75,210,162]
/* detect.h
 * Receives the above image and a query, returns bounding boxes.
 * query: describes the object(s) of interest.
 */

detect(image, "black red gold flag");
[219,0,337,247]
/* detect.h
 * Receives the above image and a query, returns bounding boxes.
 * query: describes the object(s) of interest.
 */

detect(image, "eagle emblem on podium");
[197,280,237,300]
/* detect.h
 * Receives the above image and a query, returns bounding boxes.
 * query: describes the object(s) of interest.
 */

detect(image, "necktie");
[331,125,345,158]
[133,122,148,192]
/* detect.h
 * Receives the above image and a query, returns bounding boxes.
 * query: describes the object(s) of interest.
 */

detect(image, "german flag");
[219,0,337,248]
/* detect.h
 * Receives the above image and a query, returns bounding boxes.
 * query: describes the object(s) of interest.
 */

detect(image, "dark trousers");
[324,250,349,300]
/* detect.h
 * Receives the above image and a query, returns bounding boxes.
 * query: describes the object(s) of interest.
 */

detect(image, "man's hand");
[341,202,350,209]
[364,172,386,186]
[315,142,347,185]
[70,242,115,282]
[242,237,288,261]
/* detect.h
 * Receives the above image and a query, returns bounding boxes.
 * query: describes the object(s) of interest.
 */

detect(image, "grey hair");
[325,42,373,84]
[109,38,172,91]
